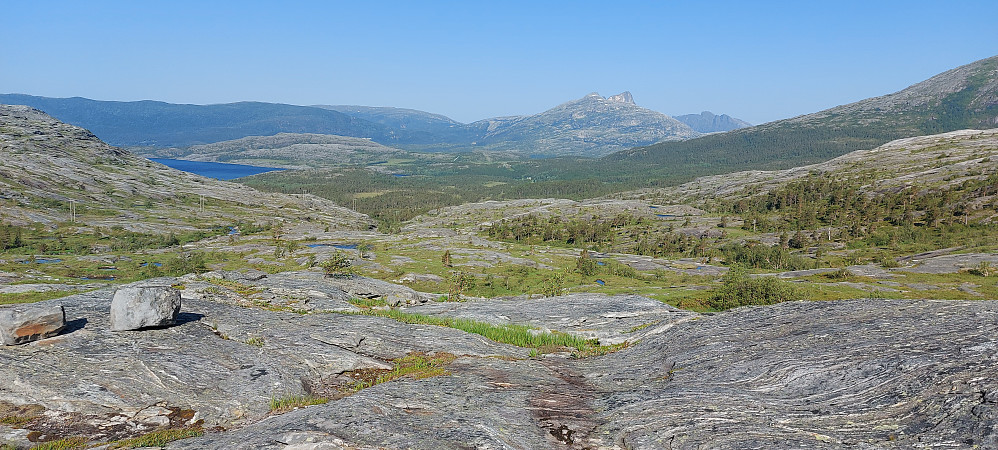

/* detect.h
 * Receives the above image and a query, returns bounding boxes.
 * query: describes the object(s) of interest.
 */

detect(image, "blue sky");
[2,1,996,124]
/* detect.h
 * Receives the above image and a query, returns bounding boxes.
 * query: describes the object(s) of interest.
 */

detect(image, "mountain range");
[0,92,746,157]
[608,55,998,174]
[673,111,752,133]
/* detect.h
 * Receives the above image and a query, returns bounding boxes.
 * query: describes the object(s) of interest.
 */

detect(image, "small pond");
[150,158,285,180]
[306,244,358,250]
[22,258,62,264]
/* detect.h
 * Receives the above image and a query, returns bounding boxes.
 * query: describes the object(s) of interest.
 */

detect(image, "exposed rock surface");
[1,270,995,448]
[898,252,998,274]
[0,276,529,447]
[587,299,998,448]
[109,286,182,331]
[0,304,65,345]
[169,297,998,449]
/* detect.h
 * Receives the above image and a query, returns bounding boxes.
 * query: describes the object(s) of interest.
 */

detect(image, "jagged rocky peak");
[606,91,635,105]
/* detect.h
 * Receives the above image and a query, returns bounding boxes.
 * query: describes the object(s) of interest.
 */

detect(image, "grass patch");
[572,341,633,358]
[626,322,658,333]
[250,300,308,315]
[29,438,89,450]
[0,402,44,429]
[347,297,388,309]
[346,352,457,392]
[0,290,86,306]
[269,394,329,414]
[353,309,604,354]
[107,427,204,449]
[209,279,263,296]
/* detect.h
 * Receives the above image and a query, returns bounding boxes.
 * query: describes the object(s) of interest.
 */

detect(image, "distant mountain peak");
[675,111,752,133]
[607,92,635,105]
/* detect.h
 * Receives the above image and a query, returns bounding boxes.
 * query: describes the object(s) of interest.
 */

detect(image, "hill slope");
[623,128,998,202]
[130,132,411,168]
[0,94,396,148]
[609,55,998,173]
[0,105,369,231]
[313,104,475,144]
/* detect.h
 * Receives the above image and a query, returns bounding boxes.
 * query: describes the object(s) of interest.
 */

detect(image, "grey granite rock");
[109,286,182,331]
[3,275,997,449]
[172,298,998,449]
[0,304,65,345]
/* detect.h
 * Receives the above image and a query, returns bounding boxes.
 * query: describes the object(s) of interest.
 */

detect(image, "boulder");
[0,304,66,345]
[110,286,181,331]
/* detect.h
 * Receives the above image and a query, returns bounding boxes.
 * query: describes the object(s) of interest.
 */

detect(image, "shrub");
[706,268,802,311]
[447,271,474,301]
[320,252,353,277]
[575,250,599,276]
[540,271,566,297]
[823,268,855,280]
[164,251,207,276]
[877,252,901,268]
[969,261,995,277]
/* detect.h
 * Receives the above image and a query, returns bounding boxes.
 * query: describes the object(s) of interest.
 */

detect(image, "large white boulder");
[110,286,181,331]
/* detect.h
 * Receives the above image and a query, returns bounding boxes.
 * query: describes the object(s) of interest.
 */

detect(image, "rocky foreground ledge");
[1,271,996,449]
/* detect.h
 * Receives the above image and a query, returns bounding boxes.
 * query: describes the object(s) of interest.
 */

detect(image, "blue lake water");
[307,244,357,249]
[23,258,62,264]
[150,158,285,180]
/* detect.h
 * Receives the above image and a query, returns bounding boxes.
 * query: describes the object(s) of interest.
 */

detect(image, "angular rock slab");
[110,286,181,331]
[0,304,65,345]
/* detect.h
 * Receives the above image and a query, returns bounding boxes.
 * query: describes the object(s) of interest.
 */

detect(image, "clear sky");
[2,1,996,125]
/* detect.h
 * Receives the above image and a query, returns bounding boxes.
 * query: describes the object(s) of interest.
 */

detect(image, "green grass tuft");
[108,427,204,449]
[269,394,328,414]
[356,308,595,352]
[29,437,89,450]
[346,352,457,392]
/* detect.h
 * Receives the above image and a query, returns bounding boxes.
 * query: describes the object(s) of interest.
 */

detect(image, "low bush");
[706,268,803,311]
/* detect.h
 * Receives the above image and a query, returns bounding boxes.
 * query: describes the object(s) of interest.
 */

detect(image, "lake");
[150,158,285,180]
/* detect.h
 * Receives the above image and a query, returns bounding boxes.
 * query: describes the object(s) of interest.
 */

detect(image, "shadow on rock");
[63,317,88,334]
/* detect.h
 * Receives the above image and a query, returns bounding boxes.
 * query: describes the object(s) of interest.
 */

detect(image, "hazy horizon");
[3,1,997,125]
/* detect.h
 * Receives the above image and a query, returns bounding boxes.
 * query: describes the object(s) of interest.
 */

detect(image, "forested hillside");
[608,56,998,172]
